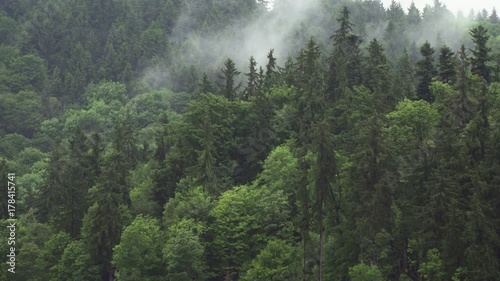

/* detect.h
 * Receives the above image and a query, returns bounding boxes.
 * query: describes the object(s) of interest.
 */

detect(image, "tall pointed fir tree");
[327,6,363,102]
[39,126,95,238]
[194,110,219,196]
[295,38,336,281]
[311,120,336,281]
[490,8,499,23]
[438,45,457,84]
[244,56,258,101]
[86,152,129,281]
[469,25,491,83]
[198,72,213,95]
[264,49,277,89]
[217,58,241,101]
[151,114,175,214]
[85,121,134,281]
[364,38,393,110]
[416,41,437,102]
[392,48,416,99]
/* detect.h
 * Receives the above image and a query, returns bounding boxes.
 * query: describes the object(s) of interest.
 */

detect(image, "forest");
[1,0,500,280]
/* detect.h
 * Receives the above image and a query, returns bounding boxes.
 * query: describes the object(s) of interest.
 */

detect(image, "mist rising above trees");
[1,0,500,281]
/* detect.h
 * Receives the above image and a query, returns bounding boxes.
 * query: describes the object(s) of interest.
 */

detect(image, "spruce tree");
[86,153,128,281]
[217,58,241,101]
[416,41,437,102]
[392,48,416,99]
[151,114,175,212]
[327,6,363,101]
[469,25,491,83]
[438,45,457,84]
[199,72,213,95]
[295,38,330,281]
[490,8,499,23]
[364,39,392,110]
[265,49,277,89]
[194,114,219,195]
[311,120,336,281]
[407,2,421,26]
[244,56,258,101]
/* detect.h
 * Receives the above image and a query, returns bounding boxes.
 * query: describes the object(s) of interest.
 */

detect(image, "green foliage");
[217,58,241,101]
[254,145,299,195]
[0,134,30,159]
[384,98,439,150]
[470,25,492,82]
[210,185,292,278]
[348,262,384,281]
[113,216,164,281]
[163,219,208,281]
[240,240,302,281]
[6,54,47,93]
[53,240,100,281]
[418,249,446,281]
[85,81,127,105]
[163,185,213,231]
[2,2,500,281]
[416,41,437,102]
[0,91,42,137]
[129,165,161,217]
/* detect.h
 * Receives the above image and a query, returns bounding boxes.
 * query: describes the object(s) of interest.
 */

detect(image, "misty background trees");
[1,0,500,280]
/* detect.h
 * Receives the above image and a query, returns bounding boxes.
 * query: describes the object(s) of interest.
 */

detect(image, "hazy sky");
[381,0,498,15]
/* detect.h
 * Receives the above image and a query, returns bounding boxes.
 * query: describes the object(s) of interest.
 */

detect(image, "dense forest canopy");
[1,0,500,280]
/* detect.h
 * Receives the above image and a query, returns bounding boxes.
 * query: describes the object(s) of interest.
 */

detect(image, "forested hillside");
[1,0,500,280]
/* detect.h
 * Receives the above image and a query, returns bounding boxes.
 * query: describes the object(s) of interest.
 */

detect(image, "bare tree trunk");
[319,202,323,281]
[303,237,307,281]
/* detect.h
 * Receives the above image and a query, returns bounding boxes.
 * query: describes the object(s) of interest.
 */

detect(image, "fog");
[142,0,485,91]
[381,0,498,15]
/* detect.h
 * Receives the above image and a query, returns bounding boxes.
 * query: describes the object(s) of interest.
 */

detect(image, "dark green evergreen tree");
[392,48,416,99]
[407,2,421,26]
[264,49,277,89]
[199,72,213,95]
[311,120,336,281]
[490,8,499,23]
[469,25,491,83]
[194,113,219,195]
[151,114,175,213]
[438,45,457,84]
[217,58,241,101]
[295,38,328,281]
[364,38,393,110]
[327,6,363,101]
[86,154,128,281]
[416,41,437,102]
[244,56,258,101]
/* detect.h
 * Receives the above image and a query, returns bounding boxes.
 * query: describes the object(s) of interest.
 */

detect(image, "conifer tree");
[469,25,491,83]
[364,39,392,110]
[438,45,457,84]
[327,6,363,101]
[407,2,421,26]
[490,8,499,23]
[264,49,277,89]
[295,38,330,281]
[244,56,258,101]
[416,41,437,102]
[217,58,241,101]
[151,114,175,212]
[311,120,336,281]
[86,155,128,281]
[392,49,416,99]
[199,72,213,95]
[195,114,219,195]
